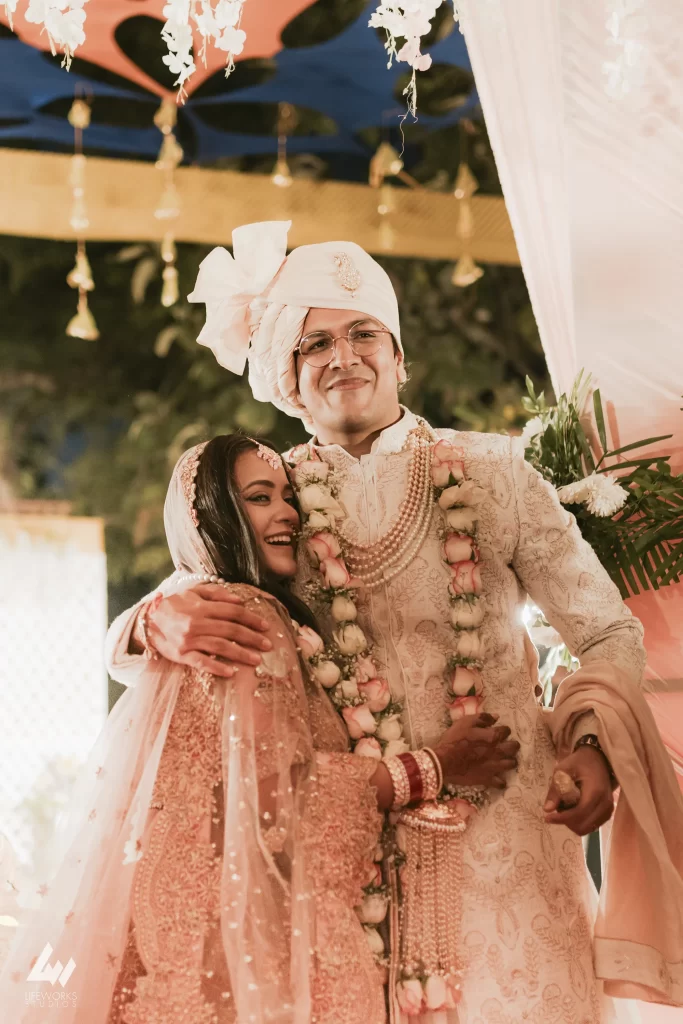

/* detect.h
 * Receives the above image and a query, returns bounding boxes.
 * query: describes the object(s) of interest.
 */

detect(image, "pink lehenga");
[0,448,386,1024]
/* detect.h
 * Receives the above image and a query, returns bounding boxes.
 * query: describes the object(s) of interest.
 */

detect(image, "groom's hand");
[145,583,272,677]
[543,746,614,836]
[434,714,520,790]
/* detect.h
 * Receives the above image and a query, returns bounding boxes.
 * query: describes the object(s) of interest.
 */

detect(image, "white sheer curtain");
[457,6,683,1018]
[458,0,683,466]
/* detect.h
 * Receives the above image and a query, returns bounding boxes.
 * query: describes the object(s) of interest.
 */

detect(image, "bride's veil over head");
[164,441,215,575]
[0,439,316,1023]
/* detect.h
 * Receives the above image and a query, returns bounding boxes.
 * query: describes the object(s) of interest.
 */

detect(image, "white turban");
[188,220,404,431]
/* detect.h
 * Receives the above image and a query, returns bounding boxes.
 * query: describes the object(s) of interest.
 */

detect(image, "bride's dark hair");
[193,433,319,633]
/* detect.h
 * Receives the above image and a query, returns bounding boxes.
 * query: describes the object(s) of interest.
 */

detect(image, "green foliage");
[0,235,547,607]
[523,373,683,598]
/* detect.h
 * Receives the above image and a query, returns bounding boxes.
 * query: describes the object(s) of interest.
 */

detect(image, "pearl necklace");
[176,572,224,585]
[341,427,435,590]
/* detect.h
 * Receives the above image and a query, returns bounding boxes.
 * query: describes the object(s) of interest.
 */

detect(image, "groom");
[107,223,674,1019]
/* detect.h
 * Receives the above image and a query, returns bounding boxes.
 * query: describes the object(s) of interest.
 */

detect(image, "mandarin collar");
[310,406,419,461]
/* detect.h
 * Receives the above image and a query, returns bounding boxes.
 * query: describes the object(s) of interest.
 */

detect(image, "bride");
[0,434,517,1023]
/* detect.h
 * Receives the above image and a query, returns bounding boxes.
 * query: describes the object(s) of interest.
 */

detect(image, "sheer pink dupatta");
[0,446,316,1023]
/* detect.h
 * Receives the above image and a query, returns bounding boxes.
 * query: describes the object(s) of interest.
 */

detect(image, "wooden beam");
[0,149,520,264]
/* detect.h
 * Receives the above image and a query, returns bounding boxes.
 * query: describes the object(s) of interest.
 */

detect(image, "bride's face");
[234,450,300,579]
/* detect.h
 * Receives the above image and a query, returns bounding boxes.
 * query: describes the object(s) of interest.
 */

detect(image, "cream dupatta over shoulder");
[0,448,385,1024]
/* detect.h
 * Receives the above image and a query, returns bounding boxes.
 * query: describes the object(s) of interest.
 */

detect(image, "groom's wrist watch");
[573,734,618,789]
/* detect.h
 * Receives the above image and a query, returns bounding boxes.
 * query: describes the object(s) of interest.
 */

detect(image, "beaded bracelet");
[385,755,411,811]
[138,593,163,662]
[412,749,441,802]
[574,733,618,788]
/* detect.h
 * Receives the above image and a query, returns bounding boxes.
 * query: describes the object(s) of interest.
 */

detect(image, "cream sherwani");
[106,408,646,1024]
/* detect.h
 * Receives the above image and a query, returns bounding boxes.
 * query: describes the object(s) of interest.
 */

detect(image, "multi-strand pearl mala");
[344,437,434,589]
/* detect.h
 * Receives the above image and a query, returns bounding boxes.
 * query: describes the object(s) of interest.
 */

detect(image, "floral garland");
[287,433,489,1011]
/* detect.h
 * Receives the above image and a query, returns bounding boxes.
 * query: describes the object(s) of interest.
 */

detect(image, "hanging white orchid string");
[161,0,247,99]
[369,0,454,115]
[2,0,89,68]
[3,0,247,99]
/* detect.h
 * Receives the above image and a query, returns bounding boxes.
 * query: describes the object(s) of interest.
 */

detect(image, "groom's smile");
[296,306,405,443]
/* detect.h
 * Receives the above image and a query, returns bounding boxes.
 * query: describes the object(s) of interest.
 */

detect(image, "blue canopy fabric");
[0,6,476,181]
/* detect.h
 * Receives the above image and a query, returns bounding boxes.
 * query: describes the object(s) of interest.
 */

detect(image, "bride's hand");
[144,583,273,678]
[433,714,520,790]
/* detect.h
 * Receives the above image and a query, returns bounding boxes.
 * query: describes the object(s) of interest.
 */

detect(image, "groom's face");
[295,307,403,437]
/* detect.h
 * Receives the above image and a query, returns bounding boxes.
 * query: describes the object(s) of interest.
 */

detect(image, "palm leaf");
[593,389,608,453]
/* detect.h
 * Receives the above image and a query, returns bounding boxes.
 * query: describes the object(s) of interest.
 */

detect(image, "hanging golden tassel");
[160,232,179,308]
[369,142,403,189]
[271,154,292,188]
[452,253,484,288]
[156,133,184,172]
[378,180,395,251]
[66,92,97,340]
[451,159,484,288]
[154,98,183,219]
[66,244,94,291]
[271,103,296,189]
[370,142,404,253]
[66,291,99,341]
[155,181,181,220]
[153,100,184,307]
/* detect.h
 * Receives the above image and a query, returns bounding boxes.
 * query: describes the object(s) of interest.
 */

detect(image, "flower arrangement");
[522,371,683,598]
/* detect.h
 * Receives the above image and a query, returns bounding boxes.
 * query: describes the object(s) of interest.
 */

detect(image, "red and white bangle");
[411,749,441,802]
[138,593,163,661]
[386,748,445,810]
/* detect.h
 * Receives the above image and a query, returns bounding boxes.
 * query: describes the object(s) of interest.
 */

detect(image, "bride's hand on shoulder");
[433,713,520,790]
[146,583,273,678]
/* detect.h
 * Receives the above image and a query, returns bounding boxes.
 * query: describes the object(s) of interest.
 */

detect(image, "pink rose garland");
[396,438,487,1010]
[289,435,488,1008]
[288,442,395,963]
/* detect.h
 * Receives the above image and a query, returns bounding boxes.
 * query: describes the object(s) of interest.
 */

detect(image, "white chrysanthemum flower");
[584,473,629,517]
[557,473,628,518]
[520,415,544,448]
[556,478,592,506]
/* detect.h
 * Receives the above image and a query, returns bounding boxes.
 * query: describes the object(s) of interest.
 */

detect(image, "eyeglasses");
[296,323,392,367]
